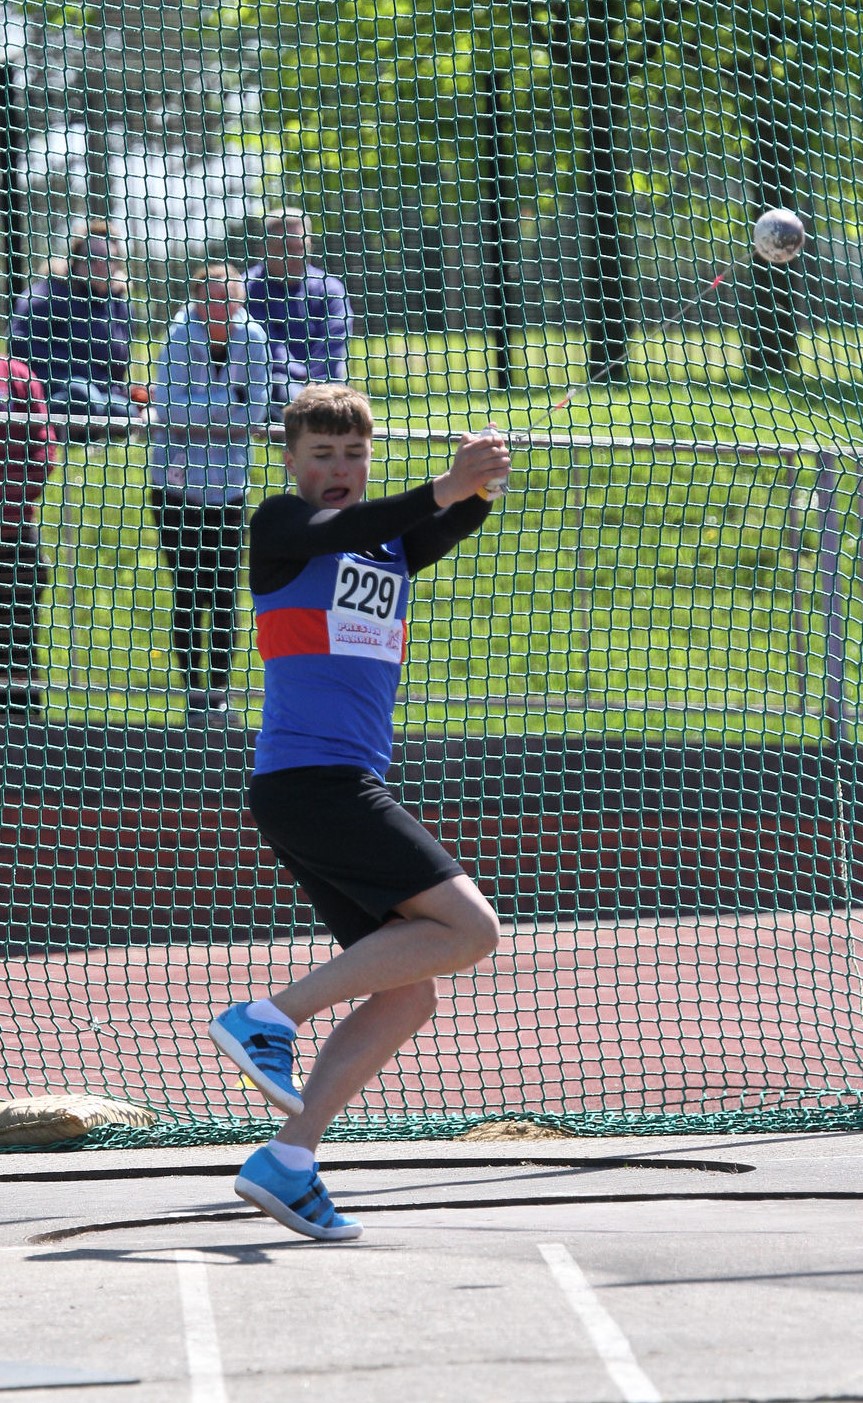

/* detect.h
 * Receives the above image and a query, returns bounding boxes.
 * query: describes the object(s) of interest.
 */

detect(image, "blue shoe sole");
[235,1175,363,1241]
[208,1018,305,1116]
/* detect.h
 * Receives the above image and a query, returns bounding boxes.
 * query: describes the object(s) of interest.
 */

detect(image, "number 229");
[335,565,398,621]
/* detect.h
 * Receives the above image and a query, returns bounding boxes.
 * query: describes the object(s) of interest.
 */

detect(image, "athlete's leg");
[231,986,432,1241]
[209,874,495,1116]
[266,873,498,1028]
[274,977,438,1152]
[211,770,498,1118]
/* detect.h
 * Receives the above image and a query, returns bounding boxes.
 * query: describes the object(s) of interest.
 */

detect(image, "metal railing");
[26,418,863,742]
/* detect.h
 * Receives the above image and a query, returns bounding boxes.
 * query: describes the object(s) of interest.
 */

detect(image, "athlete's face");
[286,430,373,511]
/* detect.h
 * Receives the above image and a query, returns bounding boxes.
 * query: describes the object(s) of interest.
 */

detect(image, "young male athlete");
[210,383,511,1241]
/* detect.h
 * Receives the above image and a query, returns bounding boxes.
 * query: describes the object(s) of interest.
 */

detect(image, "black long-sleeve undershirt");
[248,482,493,595]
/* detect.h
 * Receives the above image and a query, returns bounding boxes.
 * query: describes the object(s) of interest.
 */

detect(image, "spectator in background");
[0,356,58,719]
[149,262,270,723]
[10,218,140,440]
[246,206,353,420]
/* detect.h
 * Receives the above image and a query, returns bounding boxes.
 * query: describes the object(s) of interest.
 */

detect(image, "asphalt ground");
[1,1131,862,1403]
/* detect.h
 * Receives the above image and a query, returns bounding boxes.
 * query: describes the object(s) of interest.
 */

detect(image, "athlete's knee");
[408,977,438,1021]
[400,876,500,965]
[460,901,500,964]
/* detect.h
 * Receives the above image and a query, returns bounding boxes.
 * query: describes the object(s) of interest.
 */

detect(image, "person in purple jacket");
[10,219,139,442]
[245,207,353,420]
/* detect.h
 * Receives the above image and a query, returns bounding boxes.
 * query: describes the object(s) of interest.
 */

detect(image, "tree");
[639,1,863,382]
[500,1,679,383]
[18,0,863,385]
[731,2,862,380]
[20,0,225,311]
[83,2,109,219]
[209,0,550,344]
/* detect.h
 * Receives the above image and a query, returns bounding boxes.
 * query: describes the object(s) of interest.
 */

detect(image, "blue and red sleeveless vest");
[252,540,410,779]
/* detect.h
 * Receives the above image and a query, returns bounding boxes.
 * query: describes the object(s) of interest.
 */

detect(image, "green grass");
[34,323,863,742]
[352,323,863,446]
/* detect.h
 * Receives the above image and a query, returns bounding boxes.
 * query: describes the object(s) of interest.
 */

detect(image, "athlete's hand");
[433,425,512,508]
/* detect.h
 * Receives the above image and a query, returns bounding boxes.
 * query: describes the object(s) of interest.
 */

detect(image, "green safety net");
[2,2,863,1149]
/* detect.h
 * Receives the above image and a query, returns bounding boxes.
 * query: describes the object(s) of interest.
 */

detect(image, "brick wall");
[0,726,850,948]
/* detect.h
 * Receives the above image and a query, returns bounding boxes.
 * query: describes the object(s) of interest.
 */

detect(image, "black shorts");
[249,765,465,948]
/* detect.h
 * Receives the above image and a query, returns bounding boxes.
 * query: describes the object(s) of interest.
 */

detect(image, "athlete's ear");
[283,448,295,483]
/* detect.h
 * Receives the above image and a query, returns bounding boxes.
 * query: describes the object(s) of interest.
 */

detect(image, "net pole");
[816,449,853,911]
[784,450,810,718]
[817,451,848,749]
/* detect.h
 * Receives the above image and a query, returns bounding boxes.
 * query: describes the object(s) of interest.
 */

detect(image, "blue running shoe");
[235,1147,363,1242]
[208,1004,304,1115]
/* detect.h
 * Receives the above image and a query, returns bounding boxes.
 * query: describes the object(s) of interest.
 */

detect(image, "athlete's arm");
[250,429,510,595]
[249,482,440,594]
[402,495,494,576]
[401,427,509,574]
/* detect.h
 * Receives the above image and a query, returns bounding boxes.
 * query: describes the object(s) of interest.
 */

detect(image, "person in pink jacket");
[0,356,57,720]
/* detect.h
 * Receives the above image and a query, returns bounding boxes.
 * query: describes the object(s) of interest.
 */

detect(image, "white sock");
[245,999,297,1036]
[267,1140,315,1174]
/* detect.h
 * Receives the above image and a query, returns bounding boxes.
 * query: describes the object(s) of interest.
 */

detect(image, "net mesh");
[2,2,863,1147]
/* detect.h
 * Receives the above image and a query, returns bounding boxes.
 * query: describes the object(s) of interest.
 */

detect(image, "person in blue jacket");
[9,219,139,441]
[245,207,353,420]
[149,262,270,721]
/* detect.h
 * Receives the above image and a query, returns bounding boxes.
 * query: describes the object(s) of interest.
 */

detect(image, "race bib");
[328,558,404,663]
[332,558,400,623]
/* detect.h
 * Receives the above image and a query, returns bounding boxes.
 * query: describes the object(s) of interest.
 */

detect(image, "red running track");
[2,910,863,1126]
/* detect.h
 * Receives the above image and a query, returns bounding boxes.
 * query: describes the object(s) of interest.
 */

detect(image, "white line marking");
[175,1250,228,1403]
[539,1242,662,1403]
